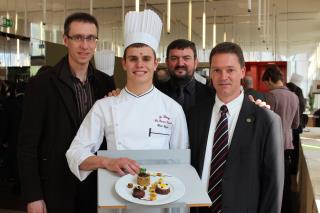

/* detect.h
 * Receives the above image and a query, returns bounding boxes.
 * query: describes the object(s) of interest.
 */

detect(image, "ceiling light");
[17,39,20,66]
[213,24,216,47]
[202,0,206,50]
[188,0,192,40]
[212,9,216,47]
[167,0,171,33]
[258,0,261,30]
[136,0,139,12]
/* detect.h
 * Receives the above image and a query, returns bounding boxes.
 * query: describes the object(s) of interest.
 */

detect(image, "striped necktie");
[208,105,229,213]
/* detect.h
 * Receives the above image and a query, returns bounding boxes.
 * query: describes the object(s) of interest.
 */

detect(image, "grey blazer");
[187,95,284,213]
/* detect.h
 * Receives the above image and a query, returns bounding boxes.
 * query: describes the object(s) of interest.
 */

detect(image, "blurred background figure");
[0,81,27,196]
[286,82,306,175]
[154,68,170,84]
[94,49,115,77]
[194,72,207,85]
[4,82,26,180]
[262,65,300,213]
[243,75,266,101]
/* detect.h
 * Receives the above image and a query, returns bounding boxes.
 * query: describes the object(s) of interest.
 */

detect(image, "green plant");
[308,92,315,112]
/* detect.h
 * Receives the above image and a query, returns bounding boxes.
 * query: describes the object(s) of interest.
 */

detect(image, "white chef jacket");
[66,86,189,181]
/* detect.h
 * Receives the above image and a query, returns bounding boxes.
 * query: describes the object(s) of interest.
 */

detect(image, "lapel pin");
[246,118,252,123]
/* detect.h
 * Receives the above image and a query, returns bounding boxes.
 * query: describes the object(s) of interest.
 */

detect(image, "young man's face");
[122,46,158,86]
[210,53,245,103]
[63,21,98,69]
[166,47,198,81]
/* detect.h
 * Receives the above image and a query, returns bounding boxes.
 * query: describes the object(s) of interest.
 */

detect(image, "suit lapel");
[194,81,204,103]
[51,58,79,129]
[225,96,256,174]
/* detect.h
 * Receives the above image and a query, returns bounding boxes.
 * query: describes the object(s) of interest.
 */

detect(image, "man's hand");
[107,88,121,97]
[248,95,270,109]
[27,200,47,213]
[102,157,140,176]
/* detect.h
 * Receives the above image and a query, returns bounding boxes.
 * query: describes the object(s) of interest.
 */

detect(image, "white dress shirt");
[201,92,244,191]
[66,86,189,181]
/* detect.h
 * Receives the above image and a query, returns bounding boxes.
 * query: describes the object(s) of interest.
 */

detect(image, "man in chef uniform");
[66,9,188,212]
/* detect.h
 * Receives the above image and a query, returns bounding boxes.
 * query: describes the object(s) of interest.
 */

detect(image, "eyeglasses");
[66,35,98,43]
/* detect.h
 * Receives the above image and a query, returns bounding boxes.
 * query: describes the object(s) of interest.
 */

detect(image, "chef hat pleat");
[124,9,162,52]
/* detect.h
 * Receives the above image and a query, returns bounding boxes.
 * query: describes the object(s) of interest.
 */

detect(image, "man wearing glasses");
[17,12,115,213]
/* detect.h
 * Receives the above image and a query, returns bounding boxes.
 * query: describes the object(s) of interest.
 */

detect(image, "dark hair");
[64,12,99,36]
[209,42,245,68]
[123,43,156,60]
[261,65,283,83]
[166,39,197,59]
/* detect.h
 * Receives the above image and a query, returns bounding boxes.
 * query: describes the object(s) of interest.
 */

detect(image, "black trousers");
[290,130,300,175]
[281,150,292,213]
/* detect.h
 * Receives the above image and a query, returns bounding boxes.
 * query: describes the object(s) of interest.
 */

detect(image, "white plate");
[115,172,185,205]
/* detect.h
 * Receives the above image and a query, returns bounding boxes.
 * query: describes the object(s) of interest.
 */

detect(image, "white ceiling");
[1,0,320,60]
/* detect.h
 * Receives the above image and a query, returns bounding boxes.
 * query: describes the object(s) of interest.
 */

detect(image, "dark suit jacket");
[187,95,284,213]
[155,78,215,112]
[17,56,115,213]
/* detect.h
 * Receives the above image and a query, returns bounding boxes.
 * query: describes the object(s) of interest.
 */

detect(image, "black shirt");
[71,70,95,124]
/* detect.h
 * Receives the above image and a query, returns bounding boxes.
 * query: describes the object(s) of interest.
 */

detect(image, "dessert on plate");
[132,186,145,199]
[155,182,170,195]
[137,168,150,187]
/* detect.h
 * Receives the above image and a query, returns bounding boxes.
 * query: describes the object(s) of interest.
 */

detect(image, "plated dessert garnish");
[115,170,185,206]
[127,170,173,201]
[137,168,150,187]
[132,186,145,199]
[155,182,170,195]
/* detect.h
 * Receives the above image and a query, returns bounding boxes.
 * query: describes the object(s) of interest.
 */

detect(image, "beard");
[169,65,193,86]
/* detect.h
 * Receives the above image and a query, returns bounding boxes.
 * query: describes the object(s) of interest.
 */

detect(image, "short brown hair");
[166,39,197,59]
[262,65,283,83]
[64,12,99,36]
[209,42,245,68]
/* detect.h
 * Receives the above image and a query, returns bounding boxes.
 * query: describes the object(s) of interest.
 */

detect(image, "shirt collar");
[124,85,155,98]
[69,62,95,83]
[214,91,244,116]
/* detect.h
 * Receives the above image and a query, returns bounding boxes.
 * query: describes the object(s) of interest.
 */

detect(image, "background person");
[242,75,266,101]
[286,82,306,175]
[156,39,215,112]
[262,65,300,213]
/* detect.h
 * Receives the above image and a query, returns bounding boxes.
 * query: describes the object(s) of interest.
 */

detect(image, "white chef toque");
[94,49,115,76]
[124,9,162,52]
